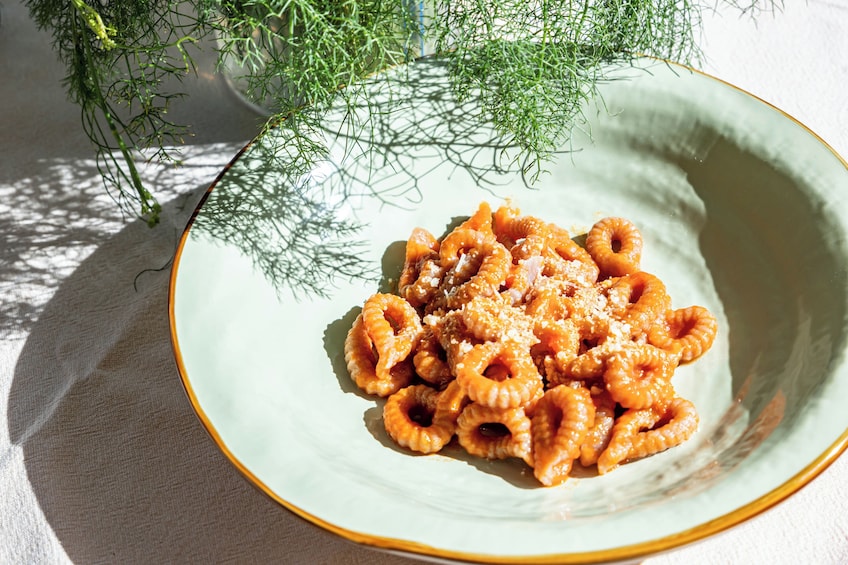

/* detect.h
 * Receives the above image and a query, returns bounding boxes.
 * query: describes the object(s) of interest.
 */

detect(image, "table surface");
[2,1,847,563]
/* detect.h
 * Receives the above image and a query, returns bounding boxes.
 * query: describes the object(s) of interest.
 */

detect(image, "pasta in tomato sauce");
[344,201,717,486]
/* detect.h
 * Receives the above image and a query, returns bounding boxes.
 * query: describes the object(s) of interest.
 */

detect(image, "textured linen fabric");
[1,1,847,563]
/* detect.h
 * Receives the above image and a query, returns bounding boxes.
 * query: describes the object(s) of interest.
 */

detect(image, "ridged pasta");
[531,385,595,486]
[345,202,717,486]
[383,384,454,454]
[585,216,643,277]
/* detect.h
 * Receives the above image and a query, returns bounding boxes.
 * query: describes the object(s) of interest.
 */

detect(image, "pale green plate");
[169,58,848,563]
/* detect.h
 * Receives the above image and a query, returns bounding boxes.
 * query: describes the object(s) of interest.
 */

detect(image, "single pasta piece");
[530,385,596,486]
[543,226,600,285]
[398,227,442,307]
[585,216,643,277]
[459,295,536,347]
[500,215,550,262]
[606,271,671,336]
[503,213,549,244]
[425,247,484,315]
[450,243,512,309]
[361,293,423,380]
[596,407,661,474]
[439,228,494,269]
[511,234,548,263]
[428,308,480,373]
[455,341,543,410]
[579,390,617,467]
[400,257,446,308]
[500,262,532,305]
[524,286,573,322]
[567,339,619,382]
[456,403,533,465]
[492,202,524,247]
[531,319,580,385]
[344,313,414,397]
[560,284,620,339]
[383,384,455,454]
[457,201,494,235]
[436,228,512,310]
[433,380,472,430]
[412,326,453,389]
[648,306,718,364]
[458,295,513,342]
[627,397,699,461]
[597,397,699,474]
[604,343,677,410]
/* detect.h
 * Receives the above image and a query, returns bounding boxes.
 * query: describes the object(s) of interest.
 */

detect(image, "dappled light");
[0,144,244,339]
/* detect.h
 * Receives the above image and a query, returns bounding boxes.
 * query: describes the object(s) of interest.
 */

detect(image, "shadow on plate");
[189,57,560,301]
[678,136,848,476]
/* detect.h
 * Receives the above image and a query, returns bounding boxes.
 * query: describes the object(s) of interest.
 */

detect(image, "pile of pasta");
[344,201,717,486]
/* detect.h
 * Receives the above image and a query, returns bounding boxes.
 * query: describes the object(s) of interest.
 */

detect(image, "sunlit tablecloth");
[2,1,847,563]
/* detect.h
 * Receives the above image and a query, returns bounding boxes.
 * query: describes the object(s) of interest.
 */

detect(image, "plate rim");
[167,57,848,564]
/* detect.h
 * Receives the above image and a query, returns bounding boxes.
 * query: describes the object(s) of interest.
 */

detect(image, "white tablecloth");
[2,1,847,563]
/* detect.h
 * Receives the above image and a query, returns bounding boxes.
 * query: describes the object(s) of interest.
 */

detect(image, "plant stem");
[73,7,159,224]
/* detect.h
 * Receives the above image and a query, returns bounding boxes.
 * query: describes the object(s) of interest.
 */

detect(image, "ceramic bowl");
[169,57,848,563]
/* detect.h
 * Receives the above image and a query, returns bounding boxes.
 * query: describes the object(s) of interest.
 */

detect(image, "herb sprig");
[432,0,704,179]
[26,1,774,226]
[26,0,215,225]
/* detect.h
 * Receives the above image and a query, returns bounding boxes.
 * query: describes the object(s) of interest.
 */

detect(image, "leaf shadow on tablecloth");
[6,189,422,565]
